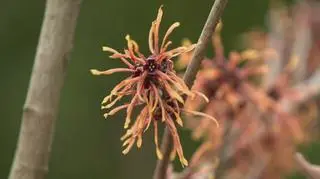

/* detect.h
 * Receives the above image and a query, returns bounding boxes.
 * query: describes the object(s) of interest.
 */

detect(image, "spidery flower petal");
[91,6,218,167]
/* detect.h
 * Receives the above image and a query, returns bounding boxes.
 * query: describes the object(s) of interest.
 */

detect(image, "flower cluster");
[91,6,218,167]
[174,18,316,178]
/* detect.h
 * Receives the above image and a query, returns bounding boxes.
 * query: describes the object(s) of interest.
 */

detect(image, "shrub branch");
[153,1,228,179]
[8,1,82,179]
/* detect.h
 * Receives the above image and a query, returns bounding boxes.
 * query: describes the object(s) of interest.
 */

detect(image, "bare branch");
[262,2,288,89]
[295,153,320,179]
[153,1,228,179]
[291,2,312,83]
[244,154,271,179]
[281,69,320,111]
[182,0,228,89]
[214,120,235,179]
[293,69,320,101]
[8,1,82,179]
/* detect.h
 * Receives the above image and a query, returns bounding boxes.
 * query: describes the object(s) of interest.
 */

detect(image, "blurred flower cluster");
[170,1,320,178]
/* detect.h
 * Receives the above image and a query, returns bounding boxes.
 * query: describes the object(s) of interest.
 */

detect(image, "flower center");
[132,57,172,89]
[144,57,158,74]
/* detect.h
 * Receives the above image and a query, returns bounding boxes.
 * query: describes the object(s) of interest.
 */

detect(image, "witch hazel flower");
[90,6,218,167]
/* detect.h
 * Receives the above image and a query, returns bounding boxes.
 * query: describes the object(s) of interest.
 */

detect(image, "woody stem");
[153,0,228,179]
[8,1,82,179]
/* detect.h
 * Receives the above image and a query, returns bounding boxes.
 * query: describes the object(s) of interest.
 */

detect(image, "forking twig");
[153,1,228,179]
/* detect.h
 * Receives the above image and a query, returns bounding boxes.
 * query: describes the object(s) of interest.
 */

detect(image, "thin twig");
[291,1,312,83]
[178,121,236,179]
[182,0,228,89]
[244,154,271,179]
[295,152,320,179]
[281,69,320,112]
[153,1,228,179]
[263,2,287,89]
[8,1,82,179]
[214,120,235,179]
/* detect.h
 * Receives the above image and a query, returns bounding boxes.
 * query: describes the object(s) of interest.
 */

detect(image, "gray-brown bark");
[295,153,320,179]
[8,0,82,179]
[153,1,228,179]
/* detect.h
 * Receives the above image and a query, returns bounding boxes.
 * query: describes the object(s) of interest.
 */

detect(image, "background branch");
[295,152,320,179]
[262,2,287,89]
[8,0,82,179]
[214,119,238,179]
[153,0,228,178]
[291,1,311,83]
[244,154,271,179]
[281,69,320,112]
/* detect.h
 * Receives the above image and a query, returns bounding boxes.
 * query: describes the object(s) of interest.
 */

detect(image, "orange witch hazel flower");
[90,6,218,167]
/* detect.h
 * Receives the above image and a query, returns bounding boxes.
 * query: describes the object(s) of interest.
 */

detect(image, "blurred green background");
[1,0,317,178]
